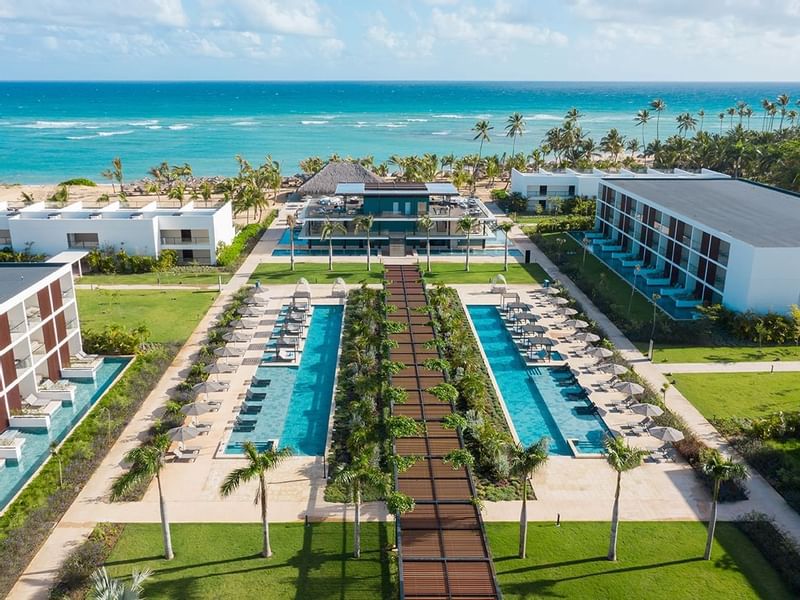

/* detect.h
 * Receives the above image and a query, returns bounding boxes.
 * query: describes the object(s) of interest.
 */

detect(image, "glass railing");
[66,319,79,331]
[67,241,99,249]
[14,357,31,370]
[160,236,211,245]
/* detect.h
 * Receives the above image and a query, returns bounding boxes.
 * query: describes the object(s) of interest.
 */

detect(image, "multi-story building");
[298,182,497,257]
[0,262,86,434]
[0,200,236,265]
[589,177,800,318]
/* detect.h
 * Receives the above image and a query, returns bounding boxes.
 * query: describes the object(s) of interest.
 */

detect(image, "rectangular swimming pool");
[467,305,608,456]
[0,357,130,511]
[225,304,343,456]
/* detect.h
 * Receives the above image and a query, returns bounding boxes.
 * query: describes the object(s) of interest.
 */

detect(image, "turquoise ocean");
[0,81,797,183]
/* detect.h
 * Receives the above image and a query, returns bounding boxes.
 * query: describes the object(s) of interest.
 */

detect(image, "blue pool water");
[0,357,130,511]
[467,305,608,456]
[225,305,343,456]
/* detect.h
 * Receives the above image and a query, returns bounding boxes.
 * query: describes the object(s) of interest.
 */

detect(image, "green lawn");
[537,232,655,324]
[513,214,552,224]
[105,523,394,600]
[79,271,231,286]
[671,372,800,420]
[77,289,216,345]
[487,522,791,599]
[421,262,547,284]
[646,344,800,363]
[250,262,385,284]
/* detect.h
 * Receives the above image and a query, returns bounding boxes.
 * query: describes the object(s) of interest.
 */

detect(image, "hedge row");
[216,210,277,268]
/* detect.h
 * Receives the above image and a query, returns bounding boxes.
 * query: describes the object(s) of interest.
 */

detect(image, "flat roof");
[603,178,800,248]
[335,182,459,196]
[0,263,65,305]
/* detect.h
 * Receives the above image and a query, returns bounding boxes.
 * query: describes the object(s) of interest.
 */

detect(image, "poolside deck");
[385,265,501,600]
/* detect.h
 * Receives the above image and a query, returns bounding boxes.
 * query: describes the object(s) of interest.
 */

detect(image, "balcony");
[160,236,211,245]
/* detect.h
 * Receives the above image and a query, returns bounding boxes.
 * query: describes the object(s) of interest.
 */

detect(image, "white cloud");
[367,12,435,59]
[319,37,345,58]
[0,0,188,28]
[209,0,330,37]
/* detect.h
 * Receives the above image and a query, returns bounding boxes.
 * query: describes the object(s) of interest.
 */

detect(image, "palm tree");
[496,221,514,271]
[634,109,650,151]
[718,112,725,133]
[332,454,388,558]
[676,112,697,137]
[777,94,791,130]
[626,138,640,159]
[353,215,375,272]
[761,98,772,131]
[19,191,35,205]
[702,451,747,560]
[286,213,297,272]
[110,157,124,193]
[457,215,478,272]
[220,441,292,558]
[600,129,625,163]
[89,567,152,600]
[471,120,493,192]
[321,219,346,271]
[726,107,736,128]
[604,435,648,561]
[111,434,173,560]
[417,214,435,274]
[505,113,525,160]
[565,107,583,125]
[508,438,549,558]
[697,109,705,133]
[649,99,666,140]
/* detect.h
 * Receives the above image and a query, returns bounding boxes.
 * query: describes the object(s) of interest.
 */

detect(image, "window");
[66,232,99,248]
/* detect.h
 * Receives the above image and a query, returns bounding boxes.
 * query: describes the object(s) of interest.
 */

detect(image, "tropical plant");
[88,566,152,600]
[496,221,514,271]
[110,434,173,560]
[286,213,297,272]
[332,453,388,558]
[320,219,346,271]
[219,441,293,558]
[649,98,666,141]
[508,437,549,558]
[471,120,493,191]
[634,109,650,153]
[505,113,525,166]
[417,214,435,274]
[604,435,648,561]
[353,215,375,272]
[457,215,479,272]
[701,450,748,560]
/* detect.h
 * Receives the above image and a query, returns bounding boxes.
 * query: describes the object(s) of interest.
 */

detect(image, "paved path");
[507,225,800,544]
[655,361,800,373]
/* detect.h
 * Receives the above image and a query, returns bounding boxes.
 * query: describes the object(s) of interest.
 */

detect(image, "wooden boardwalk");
[385,265,501,600]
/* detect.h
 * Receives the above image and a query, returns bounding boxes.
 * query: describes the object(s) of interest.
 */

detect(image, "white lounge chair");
[172,447,200,462]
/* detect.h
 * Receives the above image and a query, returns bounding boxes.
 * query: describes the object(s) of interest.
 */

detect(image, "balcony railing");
[0,237,11,246]
[67,241,99,249]
[14,357,31,370]
[160,236,211,245]
[66,319,79,332]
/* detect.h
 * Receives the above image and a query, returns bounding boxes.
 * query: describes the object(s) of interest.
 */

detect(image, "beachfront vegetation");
[487,521,793,599]
[58,177,96,187]
[77,289,216,345]
[215,210,277,267]
[0,348,172,598]
[104,522,395,600]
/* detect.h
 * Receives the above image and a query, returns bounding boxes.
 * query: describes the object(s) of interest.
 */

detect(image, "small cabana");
[490,274,507,294]
[332,277,347,298]
[293,277,312,310]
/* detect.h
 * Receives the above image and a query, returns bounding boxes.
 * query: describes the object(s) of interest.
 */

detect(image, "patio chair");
[172,447,200,462]
[194,423,212,435]
[277,348,296,362]
[206,401,222,411]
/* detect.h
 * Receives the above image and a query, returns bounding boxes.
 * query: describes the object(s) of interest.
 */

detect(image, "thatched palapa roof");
[296,161,383,196]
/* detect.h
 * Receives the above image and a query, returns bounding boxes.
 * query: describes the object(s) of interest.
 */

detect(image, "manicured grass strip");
[77,289,217,345]
[671,372,800,420]
[421,262,547,284]
[250,262,385,284]
[79,272,231,285]
[487,522,792,600]
[105,522,395,600]
[646,344,800,363]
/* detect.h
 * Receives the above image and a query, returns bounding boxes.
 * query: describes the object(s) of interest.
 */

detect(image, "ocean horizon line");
[1,79,800,85]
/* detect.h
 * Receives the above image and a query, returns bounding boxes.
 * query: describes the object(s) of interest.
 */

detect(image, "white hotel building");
[0,200,236,265]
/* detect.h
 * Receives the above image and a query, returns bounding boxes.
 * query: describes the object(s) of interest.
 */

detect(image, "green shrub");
[216,210,277,268]
[496,191,527,214]
[531,216,595,233]
[735,513,800,594]
[58,178,96,187]
[49,523,124,599]
[82,324,150,355]
[85,247,179,275]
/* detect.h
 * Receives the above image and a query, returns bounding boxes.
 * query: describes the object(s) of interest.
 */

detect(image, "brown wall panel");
[0,350,16,387]
[54,312,67,343]
[37,288,52,319]
[42,321,57,352]
[6,385,21,411]
[0,394,8,432]
[47,353,60,381]
[50,280,63,311]
[59,343,70,368]
[0,313,10,350]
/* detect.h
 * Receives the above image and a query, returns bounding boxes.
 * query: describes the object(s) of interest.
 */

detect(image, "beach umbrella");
[587,347,614,359]
[564,319,589,329]
[229,319,257,329]
[508,312,537,323]
[545,287,562,296]
[222,331,250,343]
[506,301,530,312]
[237,306,263,317]
[192,380,227,401]
[613,381,645,396]
[631,403,664,418]
[551,297,569,306]
[574,332,600,343]
[214,346,243,358]
[180,402,213,426]
[527,336,556,347]
[556,307,579,316]
[243,296,268,305]
[204,361,236,374]
[649,426,685,443]
[167,425,199,450]
[600,363,629,376]
[521,323,547,335]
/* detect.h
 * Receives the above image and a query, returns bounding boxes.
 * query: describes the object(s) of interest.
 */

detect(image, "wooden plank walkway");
[385,265,501,600]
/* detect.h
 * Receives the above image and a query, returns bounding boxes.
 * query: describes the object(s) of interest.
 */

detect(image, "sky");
[0,0,798,81]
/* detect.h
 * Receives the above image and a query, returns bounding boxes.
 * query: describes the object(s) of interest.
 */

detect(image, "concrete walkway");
[655,361,800,373]
[507,225,800,544]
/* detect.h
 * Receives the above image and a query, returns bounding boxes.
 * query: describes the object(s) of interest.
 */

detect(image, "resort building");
[297,181,496,257]
[0,262,87,435]
[588,177,800,318]
[0,200,236,265]
[510,167,725,210]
